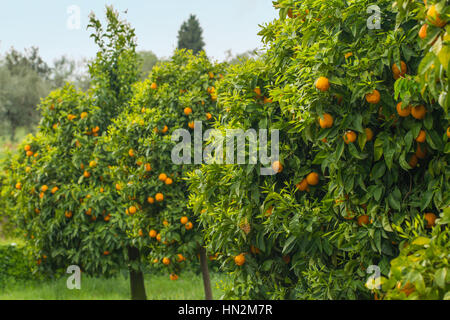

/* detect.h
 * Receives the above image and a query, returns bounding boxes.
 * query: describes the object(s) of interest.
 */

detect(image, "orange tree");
[5,7,151,299]
[100,49,226,299]
[188,0,449,299]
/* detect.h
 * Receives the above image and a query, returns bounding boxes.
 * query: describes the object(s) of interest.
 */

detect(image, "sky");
[0,0,278,65]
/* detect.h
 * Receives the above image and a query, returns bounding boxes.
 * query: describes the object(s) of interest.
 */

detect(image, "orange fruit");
[315,77,330,92]
[188,121,195,130]
[83,171,91,178]
[129,206,137,215]
[170,274,179,281]
[392,61,407,79]
[319,113,334,129]
[396,102,411,117]
[185,222,193,230]
[159,173,168,182]
[149,230,157,238]
[424,213,437,228]
[15,182,22,190]
[419,24,428,39]
[365,128,374,141]
[26,151,34,157]
[86,208,92,216]
[344,52,353,59]
[344,131,357,144]
[411,105,426,120]
[184,107,192,116]
[234,254,246,266]
[306,172,319,186]
[206,113,212,120]
[250,245,260,255]
[415,130,426,143]
[296,179,309,191]
[408,154,418,168]
[365,90,380,104]
[265,207,273,217]
[162,257,170,265]
[177,254,185,262]
[128,149,135,157]
[151,82,158,90]
[89,160,97,168]
[145,163,152,172]
[103,251,110,256]
[80,112,88,119]
[427,5,446,27]
[271,161,283,173]
[147,197,155,204]
[51,186,59,194]
[41,185,49,193]
[282,255,291,264]
[24,145,31,151]
[116,183,122,191]
[447,127,450,138]
[357,215,370,226]
[65,211,72,219]
[263,97,273,104]
[165,178,173,185]
[163,220,169,226]
[104,214,111,222]
[415,144,427,159]
[180,216,188,225]
[155,193,164,202]
[254,87,261,97]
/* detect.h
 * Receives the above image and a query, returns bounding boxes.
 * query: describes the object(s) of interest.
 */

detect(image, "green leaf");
[411,237,430,246]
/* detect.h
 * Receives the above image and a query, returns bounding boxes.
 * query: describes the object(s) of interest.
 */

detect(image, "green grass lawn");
[0,272,226,300]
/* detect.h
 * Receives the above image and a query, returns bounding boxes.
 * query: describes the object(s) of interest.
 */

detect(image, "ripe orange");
[184,107,192,116]
[185,222,193,230]
[357,215,370,226]
[147,197,155,204]
[162,257,171,265]
[396,102,411,117]
[149,230,157,238]
[144,163,152,172]
[411,105,426,120]
[92,126,100,133]
[424,213,437,228]
[447,127,450,138]
[156,233,162,242]
[296,179,309,191]
[365,128,374,141]
[306,172,319,186]
[15,182,22,190]
[416,130,426,143]
[365,90,380,104]
[315,77,330,92]
[419,24,428,39]
[265,206,273,217]
[344,52,353,59]
[104,214,111,222]
[129,206,137,215]
[89,160,97,168]
[128,149,135,157]
[408,155,418,168]
[116,183,122,191]
[41,185,49,193]
[392,61,407,79]
[103,251,110,256]
[234,253,246,266]
[271,161,283,173]
[24,145,31,151]
[26,151,34,157]
[86,208,92,216]
[319,113,334,129]
[254,87,261,97]
[170,274,179,281]
[344,131,357,144]
[159,173,168,182]
[80,112,88,119]
[180,216,189,225]
[177,254,185,262]
[427,5,446,27]
[415,144,427,159]
[163,220,169,226]
[165,178,173,185]
[65,211,73,219]
[138,229,144,237]
[51,186,59,194]
[151,82,158,90]
[155,193,164,202]
[206,113,212,120]
[188,121,195,130]
[83,171,91,178]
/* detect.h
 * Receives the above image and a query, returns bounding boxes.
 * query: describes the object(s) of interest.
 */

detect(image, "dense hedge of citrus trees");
[188,0,449,299]
[100,49,226,298]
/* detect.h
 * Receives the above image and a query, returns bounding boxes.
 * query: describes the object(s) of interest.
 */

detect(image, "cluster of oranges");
[180,216,193,230]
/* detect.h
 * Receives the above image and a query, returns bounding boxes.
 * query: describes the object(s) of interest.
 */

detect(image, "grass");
[0,272,226,300]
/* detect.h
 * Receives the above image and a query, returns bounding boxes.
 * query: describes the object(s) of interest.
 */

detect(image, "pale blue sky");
[0,0,278,64]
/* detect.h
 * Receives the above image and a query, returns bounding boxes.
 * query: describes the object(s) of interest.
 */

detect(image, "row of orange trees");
[1,1,449,300]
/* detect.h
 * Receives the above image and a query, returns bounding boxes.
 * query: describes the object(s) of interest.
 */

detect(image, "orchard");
[0,0,448,300]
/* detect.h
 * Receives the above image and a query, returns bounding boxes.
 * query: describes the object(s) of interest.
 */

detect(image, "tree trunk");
[198,246,213,300]
[128,247,147,300]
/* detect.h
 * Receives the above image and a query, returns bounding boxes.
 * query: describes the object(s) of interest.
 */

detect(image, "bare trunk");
[199,246,213,300]
[128,246,147,300]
